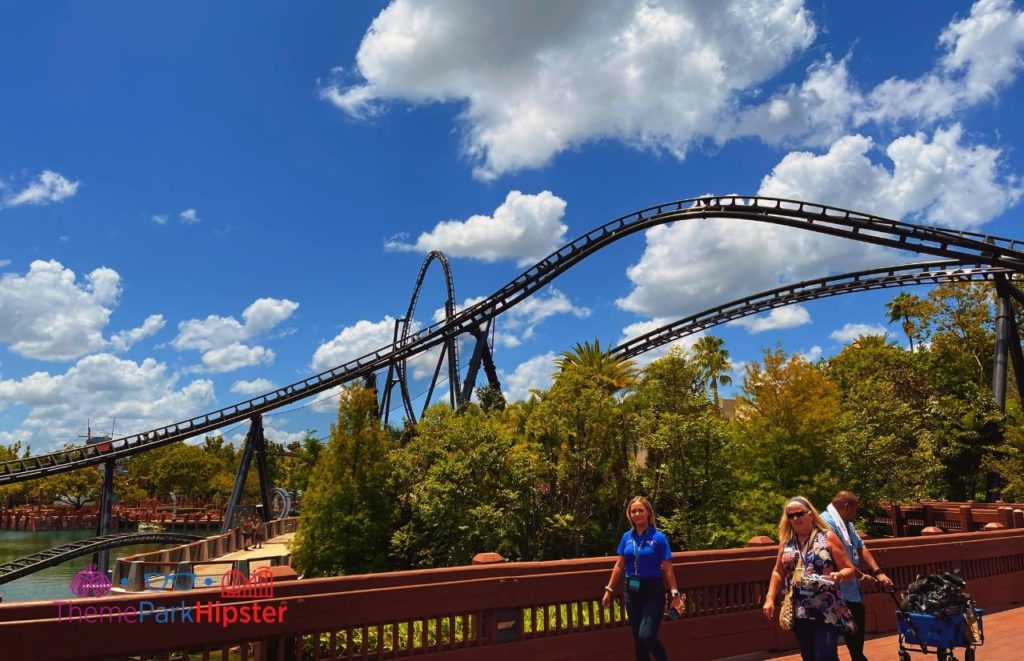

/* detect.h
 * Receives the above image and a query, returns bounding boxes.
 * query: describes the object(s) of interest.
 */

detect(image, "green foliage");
[38,466,103,509]
[528,365,629,557]
[627,348,736,549]
[555,339,639,394]
[389,404,543,567]
[292,386,392,577]
[691,335,732,404]
[731,347,840,515]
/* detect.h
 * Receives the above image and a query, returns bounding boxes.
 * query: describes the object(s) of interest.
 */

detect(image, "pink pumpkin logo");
[70,564,112,597]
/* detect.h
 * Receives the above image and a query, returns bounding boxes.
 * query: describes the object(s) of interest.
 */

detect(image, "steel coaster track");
[0,533,202,585]
[4,195,1024,485]
[612,261,1013,359]
[396,251,461,422]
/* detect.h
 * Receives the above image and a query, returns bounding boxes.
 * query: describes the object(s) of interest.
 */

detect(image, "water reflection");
[0,530,164,603]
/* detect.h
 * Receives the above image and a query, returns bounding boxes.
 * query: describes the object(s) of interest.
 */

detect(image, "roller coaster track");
[4,195,1024,485]
[382,251,462,424]
[612,260,1015,359]
[0,533,202,586]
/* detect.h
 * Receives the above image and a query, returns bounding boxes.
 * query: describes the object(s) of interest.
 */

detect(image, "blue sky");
[1,1,1023,451]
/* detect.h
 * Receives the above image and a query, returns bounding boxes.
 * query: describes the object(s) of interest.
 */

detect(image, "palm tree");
[691,335,732,404]
[885,292,926,352]
[555,339,639,394]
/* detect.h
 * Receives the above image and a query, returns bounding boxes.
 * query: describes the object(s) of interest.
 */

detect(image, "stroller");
[889,572,984,661]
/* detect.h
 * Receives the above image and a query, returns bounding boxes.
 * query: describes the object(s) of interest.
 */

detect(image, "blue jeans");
[792,618,840,661]
[623,578,668,661]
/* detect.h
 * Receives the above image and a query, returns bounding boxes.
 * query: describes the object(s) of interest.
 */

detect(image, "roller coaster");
[0,533,202,586]
[3,195,1024,582]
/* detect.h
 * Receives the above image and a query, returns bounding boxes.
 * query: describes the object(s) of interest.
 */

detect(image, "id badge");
[626,576,641,592]
[792,567,805,584]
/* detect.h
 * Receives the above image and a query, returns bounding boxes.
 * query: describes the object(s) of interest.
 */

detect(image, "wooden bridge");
[0,525,1020,660]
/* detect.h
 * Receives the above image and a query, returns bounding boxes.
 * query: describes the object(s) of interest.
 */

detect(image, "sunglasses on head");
[786,510,809,520]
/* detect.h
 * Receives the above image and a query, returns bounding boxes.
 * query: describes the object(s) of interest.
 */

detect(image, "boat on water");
[137,522,164,532]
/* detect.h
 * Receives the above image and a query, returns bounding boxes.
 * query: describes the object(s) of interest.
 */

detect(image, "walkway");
[767,605,1022,660]
[191,531,294,583]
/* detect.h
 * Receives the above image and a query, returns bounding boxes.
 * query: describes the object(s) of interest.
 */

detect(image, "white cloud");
[325,0,815,179]
[311,316,397,373]
[616,317,705,365]
[501,352,557,402]
[387,190,568,266]
[230,418,308,448]
[326,1,1024,178]
[109,314,166,352]
[858,0,1024,125]
[3,170,79,208]
[829,323,888,344]
[728,305,811,333]
[0,259,11,268]
[152,214,168,225]
[230,378,277,396]
[180,208,201,224]
[195,342,274,373]
[0,353,215,451]
[172,298,297,373]
[798,345,823,362]
[759,126,1022,229]
[0,260,120,361]
[618,126,1021,321]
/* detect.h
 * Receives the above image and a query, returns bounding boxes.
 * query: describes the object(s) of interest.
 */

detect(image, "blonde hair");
[626,496,657,531]
[777,496,829,546]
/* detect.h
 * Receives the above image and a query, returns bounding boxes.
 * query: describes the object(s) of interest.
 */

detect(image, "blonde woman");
[602,496,684,661]
[762,497,856,661]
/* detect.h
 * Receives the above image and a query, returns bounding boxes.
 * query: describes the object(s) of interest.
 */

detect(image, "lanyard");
[632,528,652,575]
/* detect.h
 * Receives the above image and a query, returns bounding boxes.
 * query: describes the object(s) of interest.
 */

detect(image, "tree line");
[291,282,1024,577]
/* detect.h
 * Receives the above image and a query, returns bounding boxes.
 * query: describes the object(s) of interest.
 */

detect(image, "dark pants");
[623,578,668,661]
[792,618,840,661]
[843,601,867,661]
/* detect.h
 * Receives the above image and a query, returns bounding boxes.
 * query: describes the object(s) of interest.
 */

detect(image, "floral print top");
[781,529,855,632]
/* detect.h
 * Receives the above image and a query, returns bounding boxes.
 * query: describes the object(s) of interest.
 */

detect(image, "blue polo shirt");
[616,528,672,579]
[821,510,864,602]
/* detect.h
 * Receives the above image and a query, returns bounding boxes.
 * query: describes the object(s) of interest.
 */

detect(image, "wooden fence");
[1,527,1021,660]
[110,517,298,589]
[874,501,1024,536]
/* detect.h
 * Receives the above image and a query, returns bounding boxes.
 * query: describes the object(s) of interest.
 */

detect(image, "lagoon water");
[0,530,164,603]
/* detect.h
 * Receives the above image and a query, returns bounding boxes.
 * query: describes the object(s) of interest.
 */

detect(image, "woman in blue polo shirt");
[601,496,684,661]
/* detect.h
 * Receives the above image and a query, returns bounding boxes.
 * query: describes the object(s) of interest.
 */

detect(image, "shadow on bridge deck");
[766,605,1022,661]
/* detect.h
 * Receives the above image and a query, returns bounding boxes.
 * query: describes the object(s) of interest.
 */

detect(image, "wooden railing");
[1,527,1021,660]
[874,501,1024,536]
[111,517,298,588]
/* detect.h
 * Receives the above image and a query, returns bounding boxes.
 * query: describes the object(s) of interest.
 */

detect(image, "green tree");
[528,365,628,557]
[38,467,103,509]
[885,292,932,352]
[628,348,736,549]
[826,339,937,506]
[730,347,840,535]
[291,386,392,577]
[390,404,544,567]
[691,335,733,404]
[555,339,639,394]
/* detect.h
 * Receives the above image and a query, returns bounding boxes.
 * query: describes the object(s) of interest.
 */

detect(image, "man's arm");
[860,544,893,588]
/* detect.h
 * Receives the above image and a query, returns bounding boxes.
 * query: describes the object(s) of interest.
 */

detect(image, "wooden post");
[959,505,974,533]
[891,503,905,537]
[922,504,934,527]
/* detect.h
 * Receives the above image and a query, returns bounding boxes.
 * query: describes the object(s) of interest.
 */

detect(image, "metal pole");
[221,417,257,533]
[93,458,115,574]
[251,416,274,523]
[988,276,1013,501]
